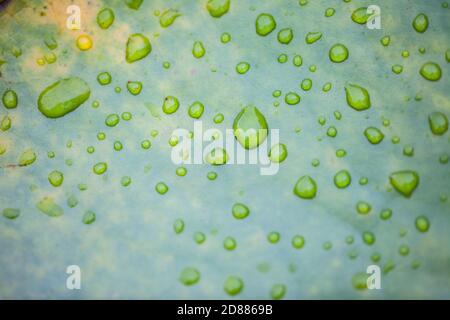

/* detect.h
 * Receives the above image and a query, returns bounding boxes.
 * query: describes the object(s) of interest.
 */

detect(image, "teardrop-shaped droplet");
[162,96,180,114]
[126,34,151,63]
[160,9,181,27]
[277,28,293,44]
[293,175,317,199]
[305,31,322,44]
[192,41,206,58]
[345,83,371,111]
[233,105,269,149]
[351,7,369,24]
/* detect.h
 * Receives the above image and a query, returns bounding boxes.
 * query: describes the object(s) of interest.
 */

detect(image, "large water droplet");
[255,13,276,36]
[412,13,429,33]
[293,175,317,199]
[206,0,230,18]
[345,83,371,111]
[126,34,151,63]
[97,8,115,29]
[389,170,419,198]
[329,43,349,63]
[428,112,448,135]
[233,105,269,149]
[2,89,18,109]
[420,62,442,81]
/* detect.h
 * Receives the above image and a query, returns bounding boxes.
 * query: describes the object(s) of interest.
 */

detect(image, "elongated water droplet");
[97,8,115,29]
[305,31,322,44]
[389,170,419,198]
[160,9,181,27]
[345,83,371,111]
[126,34,151,63]
[236,62,250,74]
[206,0,230,18]
[2,208,20,220]
[293,175,317,199]
[412,13,429,33]
[82,210,96,224]
[255,13,276,36]
[2,89,18,109]
[364,127,384,144]
[93,162,107,175]
[18,149,36,166]
[233,105,268,149]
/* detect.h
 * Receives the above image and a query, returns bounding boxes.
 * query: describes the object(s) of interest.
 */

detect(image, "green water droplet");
[126,34,151,63]
[194,231,206,244]
[389,170,419,198]
[105,113,120,127]
[213,113,224,124]
[221,32,231,43]
[188,101,204,119]
[311,159,320,167]
[162,96,180,114]
[82,210,96,224]
[403,145,414,157]
[345,83,371,111]
[18,149,36,166]
[44,35,58,50]
[329,43,349,63]
[364,127,384,144]
[125,0,143,10]
[327,126,337,137]
[233,105,269,149]
[271,284,286,300]
[180,267,200,286]
[352,272,368,290]
[121,176,131,186]
[206,0,230,18]
[38,77,90,118]
[379,208,392,220]
[285,92,300,105]
[45,52,56,64]
[351,7,369,24]
[224,276,244,296]
[277,53,288,63]
[159,9,181,27]
[325,8,335,17]
[255,13,276,36]
[223,236,237,250]
[398,244,410,256]
[292,55,302,67]
[334,170,351,189]
[127,81,142,95]
[412,13,429,33]
[300,78,312,91]
[97,8,115,29]
[205,147,227,165]
[232,203,250,219]
[420,62,442,81]
[93,162,107,175]
[272,90,282,98]
[345,235,354,245]
[175,166,187,177]
[121,112,132,121]
[334,111,342,120]
[380,35,390,46]
[267,231,280,244]
[48,170,63,187]
[269,143,288,163]
[322,82,332,92]
[356,201,371,215]
[291,235,305,249]
[277,28,293,44]
[446,49,450,63]
[37,197,63,217]
[305,31,322,44]
[97,132,106,141]
[173,218,185,234]
[207,171,218,180]
[2,89,18,109]
[192,41,206,58]
[155,182,169,194]
[415,215,430,233]
[392,65,403,74]
[439,154,449,164]
[141,139,152,149]
[2,208,20,220]
[428,112,448,135]
[113,141,123,151]
[1,115,11,131]
[236,62,250,74]
[362,231,376,245]
[293,175,317,199]
[323,241,332,250]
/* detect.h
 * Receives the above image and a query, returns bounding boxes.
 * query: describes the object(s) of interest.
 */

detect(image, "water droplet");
[82,210,96,224]
[398,244,410,256]
[162,96,180,114]
[292,55,302,67]
[270,284,286,300]
[141,139,152,149]
[380,35,390,46]
[305,31,322,44]
[223,236,237,250]
[155,182,169,194]
[291,235,305,249]
[362,231,376,245]
[269,143,288,163]
[1,115,11,132]
[224,276,244,296]
[356,201,371,215]
[206,0,230,18]
[420,62,442,81]
[93,162,107,175]
[327,126,337,137]
[180,267,200,285]
[334,170,351,189]
[364,127,384,144]
[126,34,151,63]
[76,35,93,51]
[277,53,288,63]
[352,272,368,290]
[121,176,131,186]
[18,149,36,166]
[428,112,448,135]
[392,65,403,74]
[192,41,206,58]
[121,112,132,121]
[285,92,300,105]
[267,231,280,244]
[403,145,414,157]
[37,197,63,217]
[127,81,142,95]
[412,13,429,33]
[233,105,269,149]
[207,171,218,180]
[345,83,371,111]
[325,8,335,17]
[322,82,332,92]
[125,0,143,10]
[38,77,90,118]
[159,9,181,27]
[255,13,276,36]
[188,101,204,119]
[293,175,317,199]
[48,170,63,187]
[205,147,227,165]
[173,219,185,234]
[277,28,293,44]
[105,113,120,127]
[329,43,349,63]
[236,61,250,74]
[97,8,115,29]
[415,215,430,233]
[194,231,206,244]
[300,78,312,91]
[380,208,392,220]
[221,32,231,43]
[232,203,250,219]
[2,89,18,109]
[389,170,419,197]
[351,7,368,24]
